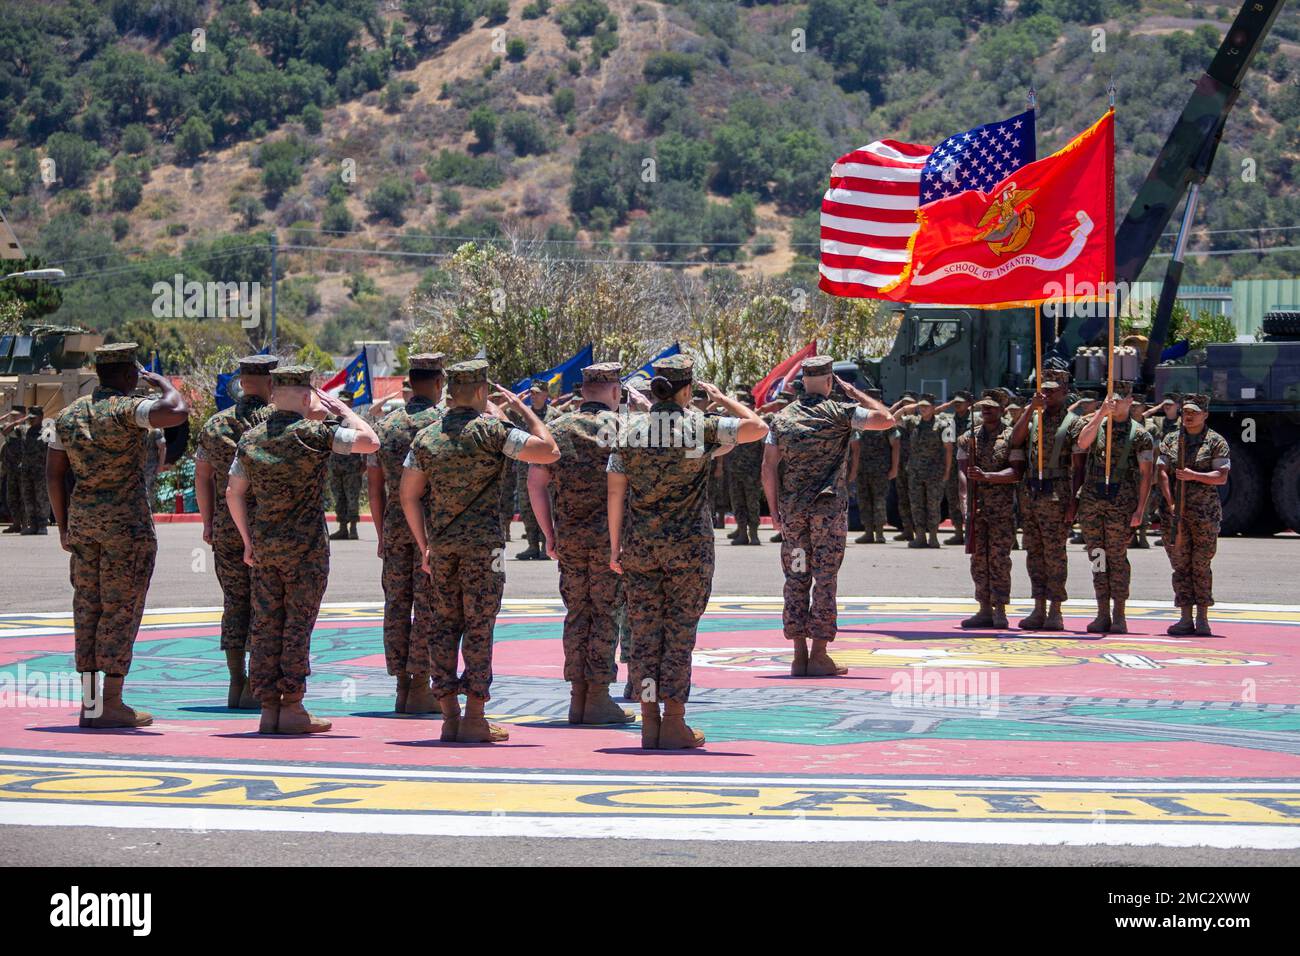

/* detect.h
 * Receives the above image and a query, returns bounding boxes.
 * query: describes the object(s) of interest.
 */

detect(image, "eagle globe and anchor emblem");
[975,182,1038,255]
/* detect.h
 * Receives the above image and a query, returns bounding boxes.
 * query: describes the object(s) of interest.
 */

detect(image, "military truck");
[0,326,104,417]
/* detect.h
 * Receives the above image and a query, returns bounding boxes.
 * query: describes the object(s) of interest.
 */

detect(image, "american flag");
[819,110,1036,298]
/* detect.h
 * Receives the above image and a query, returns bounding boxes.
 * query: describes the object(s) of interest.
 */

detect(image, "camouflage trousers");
[516,461,540,539]
[710,472,728,524]
[3,469,22,525]
[498,471,515,539]
[780,500,846,643]
[213,528,254,652]
[856,471,889,533]
[944,469,964,535]
[1078,500,1133,602]
[330,472,362,523]
[20,469,48,530]
[1164,514,1218,607]
[381,532,434,676]
[425,544,504,700]
[728,473,762,537]
[557,542,619,684]
[967,510,1014,605]
[1020,490,1071,602]
[894,468,914,533]
[623,539,713,704]
[69,537,157,674]
[249,556,328,698]
[907,471,945,535]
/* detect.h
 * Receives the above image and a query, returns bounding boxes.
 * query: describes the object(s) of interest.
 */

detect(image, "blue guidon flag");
[322,348,373,406]
[511,343,593,396]
[622,343,681,386]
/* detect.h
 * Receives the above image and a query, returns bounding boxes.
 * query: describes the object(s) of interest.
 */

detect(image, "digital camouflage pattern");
[547,402,621,682]
[943,409,968,537]
[197,396,273,651]
[54,387,158,674]
[726,433,764,541]
[2,429,21,525]
[1159,427,1230,607]
[1018,406,1077,603]
[957,425,1022,606]
[900,414,952,535]
[610,402,735,702]
[329,448,365,522]
[407,406,527,699]
[1073,415,1155,602]
[19,419,49,531]
[855,426,897,535]
[234,410,340,697]
[894,418,914,535]
[372,395,443,675]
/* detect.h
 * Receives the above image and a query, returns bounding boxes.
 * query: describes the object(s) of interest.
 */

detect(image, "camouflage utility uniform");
[20,417,50,532]
[1019,405,1078,604]
[854,425,897,539]
[893,416,914,537]
[957,424,1023,608]
[1073,416,1154,604]
[328,447,365,526]
[942,408,969,541]
[726,430,764,544]
[1159,427,1229,608]
[53,388,160,674]
[2,426,24,528]
[196,394,273,652]
[900,412,951,541]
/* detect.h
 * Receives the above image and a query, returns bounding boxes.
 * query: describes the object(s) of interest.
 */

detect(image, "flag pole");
[1035,308,1044,483]
[1104,84,1116,485]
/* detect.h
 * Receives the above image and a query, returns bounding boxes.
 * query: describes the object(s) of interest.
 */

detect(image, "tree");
[44,133,96,188]
[112,172,143,211]
[506,38,527,62]
[175,115,213,163]
[261,159,301,202]
[468,105,497,150]
[501,112,547,156]
[366,176,415,224]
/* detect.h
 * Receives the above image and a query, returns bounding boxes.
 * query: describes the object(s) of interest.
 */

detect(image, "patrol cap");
[1040,381,1062,392]
[778,381,797,399]
[866,388,884,400]
[10,404,25,414]
[447,359,489,385]
[408,352,446,372]
[27,405,43,417]
[529,378,549,392]
[800,355,834,377]
[95,342,138,366]
[917,393,937,406]
[973,397,1000,411]
[900,390,919,402]
[581,362,622,384]
[652,353,693,384]
[1109,382,1134,399]
[1181,393,1210,413]
[271,365,314,387]
[953,390,973,402]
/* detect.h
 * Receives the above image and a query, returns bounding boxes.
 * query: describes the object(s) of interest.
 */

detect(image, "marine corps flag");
[823,110,1114,308]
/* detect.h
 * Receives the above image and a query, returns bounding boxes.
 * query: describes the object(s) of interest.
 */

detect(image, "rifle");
[965,416,977,555]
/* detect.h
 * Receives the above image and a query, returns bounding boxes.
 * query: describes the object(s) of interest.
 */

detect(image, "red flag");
[870,111,1114,308]
[754,342,817,405]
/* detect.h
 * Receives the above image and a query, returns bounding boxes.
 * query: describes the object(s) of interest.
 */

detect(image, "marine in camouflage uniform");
[853,389,898,545]
[1071,385,1155,634]
[896,394,953,548]
[956,398,1025,630]
[941,391,971,544]
[328,399,366,540]
[19,407,49,533]
[1011,374,1076,631]
[1157,394,1231,636]
[513,380,556,559]
[764,356,893,677]
[725,390,764,545]
[368,353,445,714]
[48,343,189,729]
[195,354,277,710]
[1,409,25,532]
[402,359,558,743]
[889,390,918,540]
[530,362,632,725]
[609,354,760,749]
[228,365,378,734]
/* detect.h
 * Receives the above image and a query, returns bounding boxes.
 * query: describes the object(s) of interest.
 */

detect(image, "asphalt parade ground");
[2,521,1298,866]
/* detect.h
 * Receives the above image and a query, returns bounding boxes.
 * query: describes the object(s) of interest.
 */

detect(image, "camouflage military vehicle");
[0,326,103,416]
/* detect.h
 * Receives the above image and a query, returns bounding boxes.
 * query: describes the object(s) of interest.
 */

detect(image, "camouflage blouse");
[854,426,899,476]
[196,396,272,537]
[956,425,1024,514]
[545,401,620,544]
[1158,427,1230,524]
[1071,414,1155,511]
[53,386,157,543]
[899,413,952,473]
[607,402,739,550]
[767,394,872,510]
[405,406,529,549]
[371,396,444,543]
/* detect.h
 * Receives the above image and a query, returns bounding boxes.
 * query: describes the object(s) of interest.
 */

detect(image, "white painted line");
[0,802,1295,848]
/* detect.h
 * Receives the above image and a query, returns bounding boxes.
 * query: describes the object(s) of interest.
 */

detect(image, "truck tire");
[1218,438,1265,536]
[1262,310,1300,338]
[1271,443,1300,534]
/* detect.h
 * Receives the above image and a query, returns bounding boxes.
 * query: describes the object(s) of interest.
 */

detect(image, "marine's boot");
[533,532,551,560]
[1131,530,1149,549]
[854,532,872,544]
[395,673,412,714]
[990,604,1009,630]
[2,523,20,534]
[658,700,704,750]
[583,682,634,725]
[515,543,538,560]
[78,672,100,728]
[329,524,348,540]
[874,530,886,544]
[945,532,965,545]
[457,696,509,743]
[95,674,153,728]
[1086,600,1111,634]
[276,690,332,734]
[236,654,258,709]
[790,638,809,677]
[225,648,249,709]
[727,527,743,541]
[347,520,359,540]
[893,530,913,542]
[622,678,636,701]
[747,525,761,544]
[806,638,847,676]
[1042,601,1065,632]
[404,672,438,715]
[1167,608,1195,636]
[770,532,783,543]
[961,603,995,629]
[567,681,587,724]
[438,694,462,742]
[1009,533,1020,551]
[907,537,928,549]
[1110,600,1128,634]
[927,531,941,548]
[640,701,661,749]
[730,531,748,545]
[1018,598,1047,631]
[1194,604,1212,637]
[258,693,281,734]
[1069,531,1084,544]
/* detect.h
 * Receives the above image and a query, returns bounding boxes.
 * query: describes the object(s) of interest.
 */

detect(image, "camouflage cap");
[94,342,138,366]
[271,365,314,387]
[900,390,919,401]
[27,405,43,417]
[1110,382,1134,399]
[801,355,834,377]
[447,359,489,385]
[581,362,622,384]
[981,388,1002,402]
[529,378,549,391]
[917,392,937,406]
[953,390,973,402]
[1182,393,1210,413]
[10,404,25,414]
[408,352,446,372]
[973,397,1001,411]
[1040,380,1063,392]
[238,354,279,375]
[652,353,693,384]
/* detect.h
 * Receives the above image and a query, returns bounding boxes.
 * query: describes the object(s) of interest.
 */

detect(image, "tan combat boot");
[1042,601,1065,631]
[1018,598,1047,631]
[394,673,411,714]
[78,672,100,728]
[990,604,1009,630]
[404,672,438,715]
[658,700,705,750]
[236,655,257,709]
[1086,599,1111,634]
[347,521,359,540]
[1167,608,1195,635]
[329,524,349,540]
[790,637,809,677]
[276,690,332,734]
[95,675,153,728]
[583,682,634,724]
[225,648,247,709]
[640,701,661,750]
[567,681,587,724]
[457,696,509,743]
[1110,600,1128,634]
[854,532,872,544]
[258,693,281,734]
[961,603,994,629]
[927,531,941,548]
[438,694,462,741]
[1194,605,1212,637]
[806,638,847,676]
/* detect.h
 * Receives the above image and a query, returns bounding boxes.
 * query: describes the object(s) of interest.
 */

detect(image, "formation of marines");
[36,344,1233,747]
[1,404,51,535]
